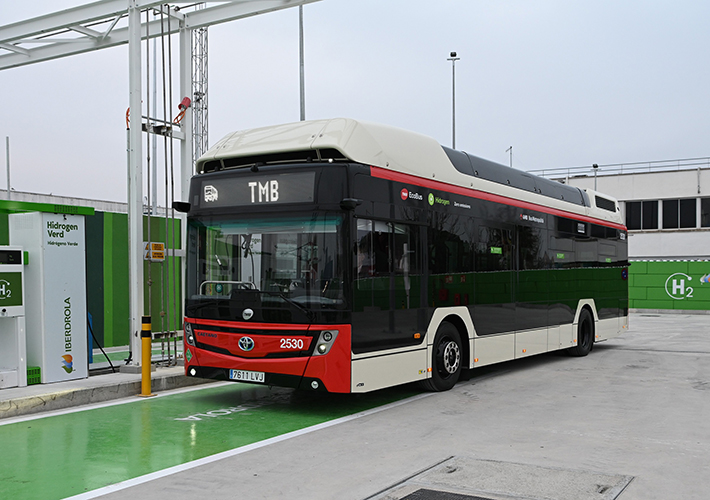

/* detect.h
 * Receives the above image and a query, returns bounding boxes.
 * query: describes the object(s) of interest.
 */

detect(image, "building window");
[642,201,658,229]
[662,200,678,228]
[680,199,696,228]
[663,198,697,229]
[625,200,657,230]
[702,198,710,228]
[626,202,640,230]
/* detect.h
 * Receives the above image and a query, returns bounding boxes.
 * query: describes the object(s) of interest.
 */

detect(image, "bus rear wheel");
[421,322,462,392]
[568,308,594,357]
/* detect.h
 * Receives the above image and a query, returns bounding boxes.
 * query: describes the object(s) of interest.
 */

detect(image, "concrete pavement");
[2,312,708,499]
[91,312,710,500]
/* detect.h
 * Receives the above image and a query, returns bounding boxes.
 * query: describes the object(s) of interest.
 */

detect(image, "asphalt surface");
[97,313,709,500]
[2,312,708,499]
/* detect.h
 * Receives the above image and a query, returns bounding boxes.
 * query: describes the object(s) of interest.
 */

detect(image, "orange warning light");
[414,333,421,339]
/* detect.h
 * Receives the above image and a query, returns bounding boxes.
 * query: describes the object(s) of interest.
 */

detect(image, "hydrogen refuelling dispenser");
[9,212,88,383]
[0,247,27,388]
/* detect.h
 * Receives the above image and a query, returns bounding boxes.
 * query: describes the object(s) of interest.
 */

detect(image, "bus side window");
[393,224,420,275]
[476,226,513,271]
[372,228,390,275]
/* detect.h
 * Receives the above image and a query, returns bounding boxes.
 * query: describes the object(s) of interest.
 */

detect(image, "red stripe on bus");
[185,317,311,331]
[369,165,627,231]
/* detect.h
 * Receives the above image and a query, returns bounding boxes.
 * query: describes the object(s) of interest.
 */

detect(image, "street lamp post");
[447,51,460,149]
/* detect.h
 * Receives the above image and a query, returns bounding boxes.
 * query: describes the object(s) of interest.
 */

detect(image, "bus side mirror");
[340,198,362,211]
[173,201,191,213]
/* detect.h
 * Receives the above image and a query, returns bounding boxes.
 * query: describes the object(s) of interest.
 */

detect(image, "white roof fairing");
[197,118,624,228]
[197,118,452,179]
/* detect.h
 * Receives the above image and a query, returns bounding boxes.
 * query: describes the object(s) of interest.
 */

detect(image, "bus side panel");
[302,326,352,393]
[596,317,623,342]
[472,334,515,368]
[547,325,561,351]
[559,322,575,349]
[515,328,548,358]
[351,348,428,393]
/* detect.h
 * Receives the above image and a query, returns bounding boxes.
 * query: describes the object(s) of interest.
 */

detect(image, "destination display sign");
[199,172,316,208]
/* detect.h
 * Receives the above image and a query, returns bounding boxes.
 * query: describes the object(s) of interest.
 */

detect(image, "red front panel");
[194,328,313,358]
[184,318,352,393]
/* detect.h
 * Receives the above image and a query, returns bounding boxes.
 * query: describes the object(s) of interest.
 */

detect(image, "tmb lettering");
[248,180,279,203]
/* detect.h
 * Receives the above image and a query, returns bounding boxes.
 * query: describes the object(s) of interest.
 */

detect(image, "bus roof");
[196,118,623,226]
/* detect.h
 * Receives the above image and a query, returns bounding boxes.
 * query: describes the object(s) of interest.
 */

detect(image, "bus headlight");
[185,322,196,346]
[313,330,338,356]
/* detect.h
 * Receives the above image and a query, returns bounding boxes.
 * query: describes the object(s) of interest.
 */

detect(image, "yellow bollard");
[140,315,155,397]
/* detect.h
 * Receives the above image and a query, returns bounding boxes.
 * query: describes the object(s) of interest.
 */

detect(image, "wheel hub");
[442,340,461,375]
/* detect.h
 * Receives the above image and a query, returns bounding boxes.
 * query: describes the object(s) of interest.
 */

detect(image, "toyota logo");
[239,336,255,352]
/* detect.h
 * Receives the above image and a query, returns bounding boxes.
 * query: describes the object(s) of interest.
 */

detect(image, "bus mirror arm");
[340,198,362,211]
[173,201,191,213]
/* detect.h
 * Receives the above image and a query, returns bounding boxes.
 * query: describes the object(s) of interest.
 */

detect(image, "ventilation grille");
[200,148,348,173]
[595,195,617,212]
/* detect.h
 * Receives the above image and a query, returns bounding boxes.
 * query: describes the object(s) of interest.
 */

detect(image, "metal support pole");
[152,30,158,216]
[179,22,193,337]
[128,1,144,365]
[299,6,305,121]
[180,25,193,205]
[140,315,155,397]
[4,136,9,200]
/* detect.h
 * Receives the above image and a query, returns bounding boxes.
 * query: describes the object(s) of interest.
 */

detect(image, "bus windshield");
[186,212,346,319]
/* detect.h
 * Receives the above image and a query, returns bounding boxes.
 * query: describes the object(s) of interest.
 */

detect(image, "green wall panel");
[104,212,130,347]
[85,212,104,348]
[0,213,8,245]
[143,215,182,336]
[629,260,710,311]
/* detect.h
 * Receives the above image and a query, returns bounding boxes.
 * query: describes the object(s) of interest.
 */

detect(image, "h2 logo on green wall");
[665,273,694,300]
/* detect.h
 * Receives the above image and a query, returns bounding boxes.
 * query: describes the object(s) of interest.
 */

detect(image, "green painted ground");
[0,383,419,500]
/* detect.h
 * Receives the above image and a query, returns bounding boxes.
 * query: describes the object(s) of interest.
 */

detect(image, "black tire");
[568,308,594,357]
[420,322,462,392]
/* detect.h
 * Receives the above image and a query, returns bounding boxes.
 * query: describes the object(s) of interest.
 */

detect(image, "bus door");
[352,219,424,353]
[472,223,515,335]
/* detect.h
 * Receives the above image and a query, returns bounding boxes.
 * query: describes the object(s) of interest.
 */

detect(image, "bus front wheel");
[421,322,462,392]
[568,308,594,357]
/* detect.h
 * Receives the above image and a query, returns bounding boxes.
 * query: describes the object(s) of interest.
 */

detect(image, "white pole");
[5,136,9,200]
[128,0,144,365]
[152,27,158,215]
[180,24,193,206]
[179,19,193,329]
[299,6,305,121]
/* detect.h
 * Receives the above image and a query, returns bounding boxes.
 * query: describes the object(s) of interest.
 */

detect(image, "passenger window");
[475,226,512,271]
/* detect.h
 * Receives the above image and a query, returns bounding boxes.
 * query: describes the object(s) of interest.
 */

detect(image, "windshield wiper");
[266,291,314,322]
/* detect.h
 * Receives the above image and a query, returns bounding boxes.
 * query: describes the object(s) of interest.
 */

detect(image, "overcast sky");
[1,0,708,203]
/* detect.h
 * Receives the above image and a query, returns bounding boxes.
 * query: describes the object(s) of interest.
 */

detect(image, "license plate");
[229,369,265,383]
